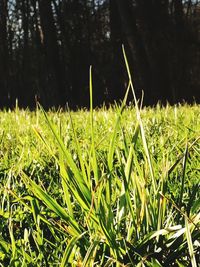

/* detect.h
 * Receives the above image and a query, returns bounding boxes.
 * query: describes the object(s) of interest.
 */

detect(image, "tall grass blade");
[89,66,99,184]
[122,45,156,194]
[67,106,89,189]
[107,81,131,172]
[178,143,188,208]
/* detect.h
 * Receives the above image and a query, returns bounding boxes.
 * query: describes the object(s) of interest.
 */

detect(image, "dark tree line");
[0,0,200,109]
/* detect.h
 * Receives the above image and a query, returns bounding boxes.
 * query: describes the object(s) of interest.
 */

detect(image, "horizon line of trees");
[0,0,200,109]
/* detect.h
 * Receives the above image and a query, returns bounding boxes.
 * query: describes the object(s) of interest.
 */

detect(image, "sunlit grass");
[0,100,199,266]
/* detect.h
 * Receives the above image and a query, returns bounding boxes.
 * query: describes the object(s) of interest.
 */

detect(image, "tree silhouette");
[0,0,199,108]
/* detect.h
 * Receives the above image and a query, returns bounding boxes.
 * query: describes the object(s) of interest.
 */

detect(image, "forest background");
[0,0,200,109]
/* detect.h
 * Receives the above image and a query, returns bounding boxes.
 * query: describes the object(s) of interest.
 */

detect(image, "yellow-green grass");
[0,100,199,266]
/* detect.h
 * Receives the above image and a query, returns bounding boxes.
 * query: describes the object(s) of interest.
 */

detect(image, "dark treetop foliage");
[0,0,200,109]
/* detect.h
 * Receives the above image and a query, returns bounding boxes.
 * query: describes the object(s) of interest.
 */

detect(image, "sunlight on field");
[0,103,199,266]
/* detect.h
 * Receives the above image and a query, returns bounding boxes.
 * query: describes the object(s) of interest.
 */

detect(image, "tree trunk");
[0,0,9,107]
[21,0,32,106]
[109,0,125,102]
[38,0,65,107]
[136,0,173,103]
[115,0,153,104]
[172,0,188,102]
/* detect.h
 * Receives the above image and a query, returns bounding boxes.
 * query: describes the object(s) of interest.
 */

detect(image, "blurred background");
[0,0,200,109]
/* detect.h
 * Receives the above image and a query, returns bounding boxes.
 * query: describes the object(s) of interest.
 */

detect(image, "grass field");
[0,100,199,266]
[0,54,200,266]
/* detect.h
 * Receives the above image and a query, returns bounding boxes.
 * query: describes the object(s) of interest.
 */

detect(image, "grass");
[0,55,200,266]
[0,100,199,266]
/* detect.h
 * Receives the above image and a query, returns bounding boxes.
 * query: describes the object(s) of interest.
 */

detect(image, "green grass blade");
[107,81,131,172]
[38,105,92,205]
[67,107,89,189]
[122,45,156,194]
[82,239,99,267]
[21,172,82,236]
[89,66,99,184]
[9,219,16,263]
[60,232,86,267]
[185,218,197,267]
[178,143,188,208]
